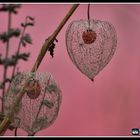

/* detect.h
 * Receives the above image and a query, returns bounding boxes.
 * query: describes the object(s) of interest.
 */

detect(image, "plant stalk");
[31,4,79,72]
[1,11,12,113]
[6,25,27,94]
[11,27,26,79]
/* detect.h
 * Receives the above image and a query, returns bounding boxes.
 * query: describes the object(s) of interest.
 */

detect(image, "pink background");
[0,3,140,136]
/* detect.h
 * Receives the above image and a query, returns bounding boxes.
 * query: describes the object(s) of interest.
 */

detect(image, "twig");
[5,16,32,137]
[6,20,28,93]
[0,4,79,136]
[1,11,12,113]
[31,4,79,72]
[87,3,91,29]
[11,26,26,79]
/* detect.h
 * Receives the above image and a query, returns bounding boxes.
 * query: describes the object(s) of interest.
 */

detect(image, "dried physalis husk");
[4,71,62,135]
[66,19,117,81]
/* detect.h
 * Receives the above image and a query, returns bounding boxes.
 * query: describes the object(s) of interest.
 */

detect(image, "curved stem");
[6,11,12,58]
[31,4,79,72]
[7,17,33,94]
[7,25,27,93]
[11,27,26,78]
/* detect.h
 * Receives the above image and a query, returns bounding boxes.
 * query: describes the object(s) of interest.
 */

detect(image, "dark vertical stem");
[1,11,12,113]
[14,127,17,136]
[87,3,91,30]
[31,4,79,72]
[7,17,29,94]
[6,11,12,57]
[2,68,7,112]
[13,117,20,136]
[87,4,90,21]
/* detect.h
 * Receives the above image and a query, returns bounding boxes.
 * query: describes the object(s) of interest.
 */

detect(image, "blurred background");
[0,3,140,136]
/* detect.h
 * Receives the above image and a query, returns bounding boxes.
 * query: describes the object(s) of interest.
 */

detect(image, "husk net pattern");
[66,19,117,81]
[4,72,62,135]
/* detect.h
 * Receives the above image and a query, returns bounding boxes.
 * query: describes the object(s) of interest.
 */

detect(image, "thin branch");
[31,4,79,72]
[11,26,26,78]
[6,16,34,96]
[6,11,11,58]
[1,11,12,113]
[0,4,79,136]
[87,3,91,29]
[87,4,90,21]
[6,23,27,93]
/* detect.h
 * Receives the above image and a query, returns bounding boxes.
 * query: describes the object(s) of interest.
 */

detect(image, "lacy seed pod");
[4,71,62,135]
[66,19,117,81]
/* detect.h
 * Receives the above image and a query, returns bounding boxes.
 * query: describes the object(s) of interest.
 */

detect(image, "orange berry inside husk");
[26,80,41,99]
[82,29,97,44]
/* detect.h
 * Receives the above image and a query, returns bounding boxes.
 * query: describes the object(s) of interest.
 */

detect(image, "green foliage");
[12,53,30,61]
[0,4,37,136]
[0,53,30,67]
[21,16,35,28]
[0,4,35,104]
[21,33,32,47]
[0,4,34,68]
[0,28,21,43]
[0,4,21,14]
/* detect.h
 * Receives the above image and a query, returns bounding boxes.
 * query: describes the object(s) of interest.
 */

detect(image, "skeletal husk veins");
[4,71,62,135]
[66,19,117,81]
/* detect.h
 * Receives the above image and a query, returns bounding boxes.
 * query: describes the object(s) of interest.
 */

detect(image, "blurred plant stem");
[11,28,25,79]
[7,18,29,93]
[2,11,12,113]
[0,4,34,136]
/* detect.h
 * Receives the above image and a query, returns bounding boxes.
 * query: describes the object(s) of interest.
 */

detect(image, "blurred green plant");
[0,4,79,136]
[0,4,35,114]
